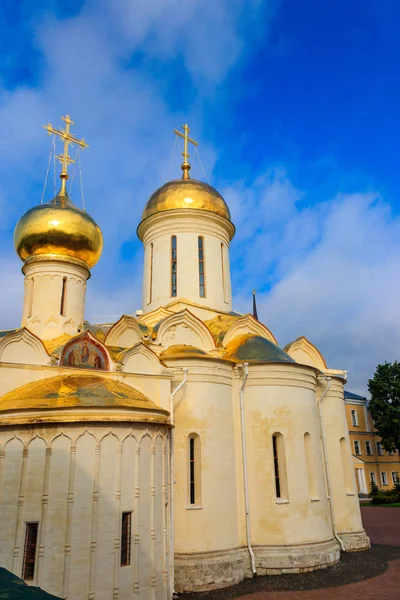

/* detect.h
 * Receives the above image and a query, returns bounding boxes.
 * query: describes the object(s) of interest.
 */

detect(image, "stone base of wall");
[338,530,370,551]
[175,547,250,593]
[175,538,342,592]
[253,538,340,575]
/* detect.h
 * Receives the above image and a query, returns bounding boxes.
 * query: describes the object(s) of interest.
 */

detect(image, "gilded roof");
[84,321,114,343]
[204,314,241,346]
[0,374,168,415]
[283,337,302,352]
[43,333,73,355]
[160,344,212,360]
[0,329,17,339]
[140,179,232,224]
[222,334,295,364]
[14,189,103,269]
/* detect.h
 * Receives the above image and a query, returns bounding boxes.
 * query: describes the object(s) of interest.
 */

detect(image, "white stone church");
[0,117,369,599]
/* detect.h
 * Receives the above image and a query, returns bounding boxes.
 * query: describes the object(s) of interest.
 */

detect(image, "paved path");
[237,507,400,600]
[183,506,400,600]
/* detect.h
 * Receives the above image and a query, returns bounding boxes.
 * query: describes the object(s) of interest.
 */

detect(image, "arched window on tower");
[27,278,34,319]
[198,236,206,297]
[272,433,289,500]
[221,242,227,303]
[188,433,202,506]
[171,236,177,297]
[60,277,67,316]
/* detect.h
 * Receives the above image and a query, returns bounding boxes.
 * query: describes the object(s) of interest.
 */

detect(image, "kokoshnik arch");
[0,117,370,599]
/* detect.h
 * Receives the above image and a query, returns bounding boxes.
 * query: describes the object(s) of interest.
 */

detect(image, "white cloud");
[1,0,397,397]
[102,0,271,83]
[0,255,24,329]
[0,0,277,328]
[228,174,400,395]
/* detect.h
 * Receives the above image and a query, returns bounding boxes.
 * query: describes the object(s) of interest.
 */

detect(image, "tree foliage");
[368,362,400,454]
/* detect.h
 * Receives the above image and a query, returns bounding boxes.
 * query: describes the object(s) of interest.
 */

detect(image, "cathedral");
[0,116,369,600]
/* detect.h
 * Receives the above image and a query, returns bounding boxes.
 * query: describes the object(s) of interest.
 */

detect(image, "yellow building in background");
[344,391,400,494]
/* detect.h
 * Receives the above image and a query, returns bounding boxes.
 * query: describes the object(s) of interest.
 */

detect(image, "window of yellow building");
[365,441,373,456]
[351,409,358,427]
[354,440,361,455]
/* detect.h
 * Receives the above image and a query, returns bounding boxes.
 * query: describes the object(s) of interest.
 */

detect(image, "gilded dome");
[141,179,231,222]
[0,374,169,425]
[14,189,103,269]
[222,335,295,364]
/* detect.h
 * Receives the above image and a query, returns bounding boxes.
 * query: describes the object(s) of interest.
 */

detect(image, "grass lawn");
[361,502,400,507]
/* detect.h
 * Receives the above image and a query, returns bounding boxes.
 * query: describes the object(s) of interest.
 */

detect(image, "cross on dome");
[173,124,198,180]
[44,114,89,194]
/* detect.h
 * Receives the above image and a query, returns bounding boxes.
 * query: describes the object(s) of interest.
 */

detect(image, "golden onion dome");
[141,179,231,222]
[14,188,103,269]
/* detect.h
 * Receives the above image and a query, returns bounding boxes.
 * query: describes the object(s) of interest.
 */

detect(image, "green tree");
[369,479,379,498]
[368,362,400,454]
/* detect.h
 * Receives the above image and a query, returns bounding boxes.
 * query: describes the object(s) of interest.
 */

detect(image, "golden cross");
[44,115,88,194]
[173,124,198,180]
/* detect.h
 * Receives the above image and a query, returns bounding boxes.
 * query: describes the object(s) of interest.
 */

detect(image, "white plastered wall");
[0,423,170,600]
[242,364,333,547]
[318,378,365,539]
[21,259,89,340]
[168,359,240,554]
[139,211,233,314]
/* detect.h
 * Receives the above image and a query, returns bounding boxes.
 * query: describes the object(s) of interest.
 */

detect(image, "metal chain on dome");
[77,147,86,210]
[41,134,56,204]
[53,135,57,197]
[68,146,78,196]
[194,145,210,184]
[175,132,210,184]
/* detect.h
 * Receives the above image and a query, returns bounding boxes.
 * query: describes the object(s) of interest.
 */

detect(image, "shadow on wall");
[0,425,170,600]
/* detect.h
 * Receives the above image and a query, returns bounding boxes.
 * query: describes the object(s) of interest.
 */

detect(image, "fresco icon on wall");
[61,333,108,370]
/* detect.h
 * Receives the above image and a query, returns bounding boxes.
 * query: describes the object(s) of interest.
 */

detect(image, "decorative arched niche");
[60,332,110,370]
[139,306,173,328]
[0,328,51,366]
[105,315,143,348]
[154,310,215,352]
[120,343,162,375]
[284,336,327,370]
[223,314,278,347]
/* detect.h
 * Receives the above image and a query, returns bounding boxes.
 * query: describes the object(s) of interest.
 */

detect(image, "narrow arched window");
[60,277,67,316]
[171,236,177,297]
[198,236,206,297]
[272,433,288,500]
[149,242,154,304]
[304,432,318,499]
[221,243,226,302]
[188,434,201,506]
[340,437,355,494]
[27,278,34,319]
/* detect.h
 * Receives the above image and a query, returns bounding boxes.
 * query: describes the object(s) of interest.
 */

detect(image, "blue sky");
[1,0,400,393]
